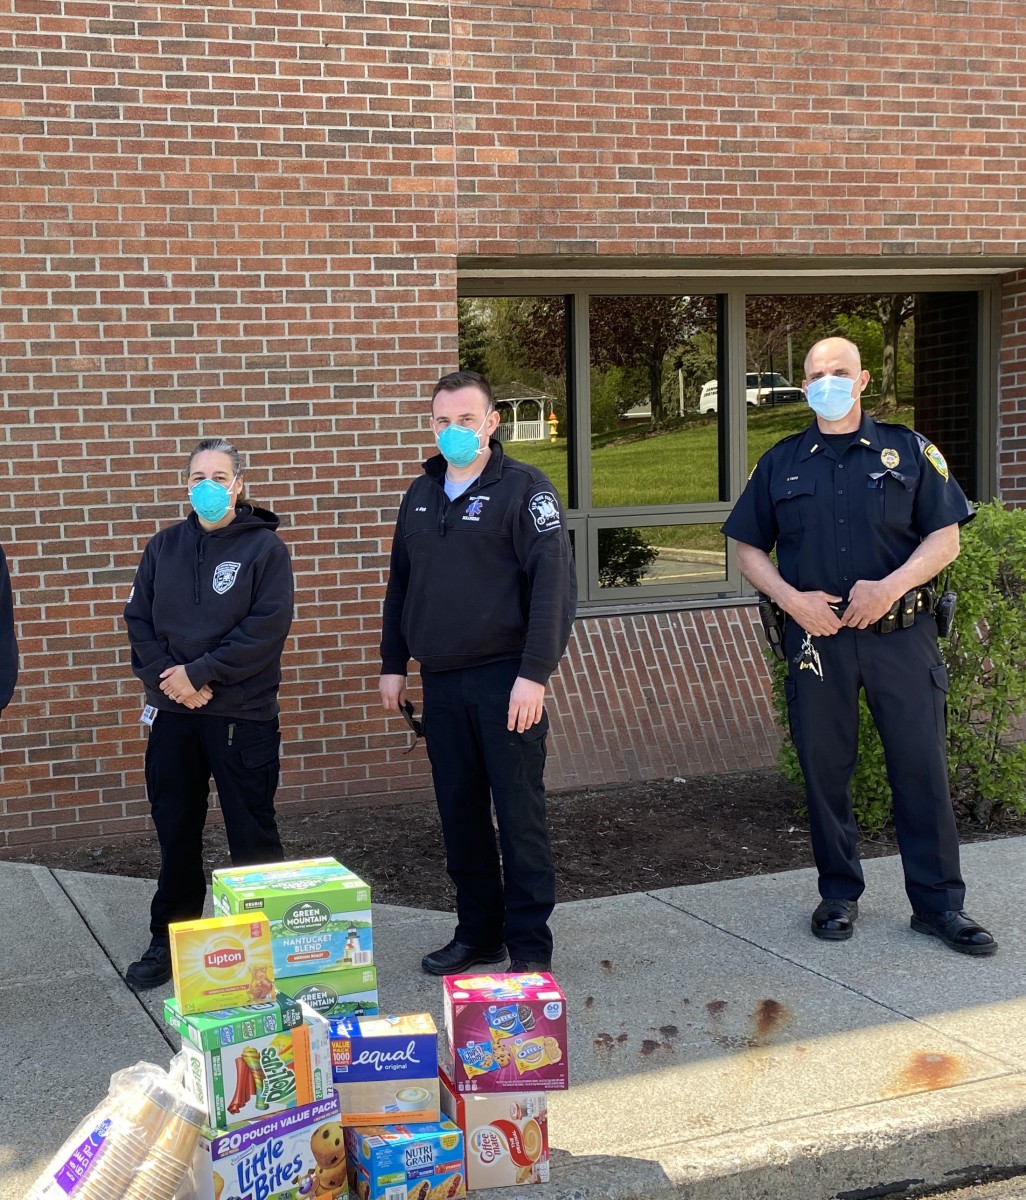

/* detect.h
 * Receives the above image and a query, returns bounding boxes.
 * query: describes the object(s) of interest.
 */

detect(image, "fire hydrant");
[548,412,559,442]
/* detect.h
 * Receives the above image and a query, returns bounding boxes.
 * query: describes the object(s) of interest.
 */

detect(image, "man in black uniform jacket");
[380,370,577,976]
[722,337,995,956]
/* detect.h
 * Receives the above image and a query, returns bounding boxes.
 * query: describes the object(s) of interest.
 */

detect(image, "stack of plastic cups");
[76,1074,176,1200]
[120,1093,205,1200]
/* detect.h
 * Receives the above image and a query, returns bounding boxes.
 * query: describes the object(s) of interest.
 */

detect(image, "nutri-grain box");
[165,995,333,1134]
[330,1013,439,1125]
[443,973,568,1093]
[212,857,373,979]
[176,1094,348,1200]
[344,1119,465,1200]
[439,1068,549,1190]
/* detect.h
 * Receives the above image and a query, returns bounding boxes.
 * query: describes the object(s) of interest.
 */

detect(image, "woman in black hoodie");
[123,437,295,990]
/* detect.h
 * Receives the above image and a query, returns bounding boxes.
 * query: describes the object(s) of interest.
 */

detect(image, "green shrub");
[770,500,1026,831]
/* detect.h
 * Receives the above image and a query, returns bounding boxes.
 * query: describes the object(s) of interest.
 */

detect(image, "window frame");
[460,269,1001,614]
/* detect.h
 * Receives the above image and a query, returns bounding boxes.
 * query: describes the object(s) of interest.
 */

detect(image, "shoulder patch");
[924,443,949,481]
[528,491,562,532]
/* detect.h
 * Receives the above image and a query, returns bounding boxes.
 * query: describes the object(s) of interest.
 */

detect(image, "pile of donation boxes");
[158,857,569,1200]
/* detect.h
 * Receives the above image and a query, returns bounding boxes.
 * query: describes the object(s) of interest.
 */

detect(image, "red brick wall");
[0,0,1022,849]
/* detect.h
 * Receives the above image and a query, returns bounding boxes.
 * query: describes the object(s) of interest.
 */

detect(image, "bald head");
[803,337,863,381]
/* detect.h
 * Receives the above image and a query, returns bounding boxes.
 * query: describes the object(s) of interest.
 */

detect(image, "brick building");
[1,0,1024,849]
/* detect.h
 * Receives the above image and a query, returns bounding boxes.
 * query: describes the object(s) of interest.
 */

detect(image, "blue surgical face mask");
[806,374,858,422]
[436,415,489,468]
[189,476,236,523]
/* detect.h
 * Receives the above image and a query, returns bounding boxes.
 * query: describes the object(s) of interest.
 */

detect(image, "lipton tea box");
[443,972,568,1093]
[344,1119,465,1200]
[274,964,379,1020]
[165,996,333,1133]
[212,857,373,979]
[439,1068,549,1190]
[176,1094,348,1200]
[169,913,274,1016]
[329,1013,439,1125]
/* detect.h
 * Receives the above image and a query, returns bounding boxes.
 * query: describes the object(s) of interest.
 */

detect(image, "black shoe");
[911,909,997,956]
[421,939,507,976]
[811,898,858,941]
[508,958,552,973]
[126,939,173,990]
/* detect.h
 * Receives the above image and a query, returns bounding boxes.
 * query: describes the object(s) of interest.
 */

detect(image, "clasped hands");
[787,579,899,637]
[159,664,213,709]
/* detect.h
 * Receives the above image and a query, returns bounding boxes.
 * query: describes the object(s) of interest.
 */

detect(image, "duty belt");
[829,586,936,634]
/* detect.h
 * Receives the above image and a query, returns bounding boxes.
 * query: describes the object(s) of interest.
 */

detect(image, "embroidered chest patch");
[462,495,488,522]
[213,561,242,594]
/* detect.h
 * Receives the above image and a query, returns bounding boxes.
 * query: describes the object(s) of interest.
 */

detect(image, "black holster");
[757,594,786,661]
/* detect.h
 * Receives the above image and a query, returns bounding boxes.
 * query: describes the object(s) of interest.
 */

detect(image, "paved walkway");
[3,840,1026,1199]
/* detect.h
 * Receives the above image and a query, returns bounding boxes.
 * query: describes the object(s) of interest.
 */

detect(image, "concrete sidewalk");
[3,840,1026,1200]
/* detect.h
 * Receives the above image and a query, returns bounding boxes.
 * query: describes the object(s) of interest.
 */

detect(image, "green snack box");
[274,965,379,1019]
[212,857,374,980]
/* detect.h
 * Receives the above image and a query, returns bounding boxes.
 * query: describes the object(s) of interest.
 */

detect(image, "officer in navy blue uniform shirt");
[379,370,576,976]
[722,337,996,956]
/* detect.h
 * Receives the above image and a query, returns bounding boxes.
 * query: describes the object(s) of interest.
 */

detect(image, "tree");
[457,299,490,376]
[873,294,915,413]
[744,295,847,387]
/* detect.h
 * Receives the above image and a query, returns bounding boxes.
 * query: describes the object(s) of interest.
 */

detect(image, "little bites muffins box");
[439,1068,549,1190]
[330,1013,440,1125]
[176,1094,348,1200]
[275,965,379,1020]
[166,996,333,1133]
[212,857,373,979]
[443,973,568,1093]
[169,913,274,1016]
[345,1119,465,1200]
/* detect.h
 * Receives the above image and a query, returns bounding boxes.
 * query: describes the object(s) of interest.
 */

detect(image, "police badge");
[212,560,242,594]
[880,448,900,469]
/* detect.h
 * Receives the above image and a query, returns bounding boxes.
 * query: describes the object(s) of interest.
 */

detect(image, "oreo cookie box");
[212,857,373,979]
[443,972,569,1093]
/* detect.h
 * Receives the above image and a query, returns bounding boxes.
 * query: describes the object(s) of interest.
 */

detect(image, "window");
[458,280,991,609]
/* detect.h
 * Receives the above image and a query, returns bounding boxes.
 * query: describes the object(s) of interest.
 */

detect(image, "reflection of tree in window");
[597,528,657,588]
[590,296,717,430]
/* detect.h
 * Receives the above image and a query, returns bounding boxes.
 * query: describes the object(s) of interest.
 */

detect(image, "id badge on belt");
[140,705,158,727]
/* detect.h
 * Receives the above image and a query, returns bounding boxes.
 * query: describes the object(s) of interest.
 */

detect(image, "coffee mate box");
[169,913,274,1016]
[212,857,373,979]
[274,964,379,1020]
[176,1094,349,1200]
[344,1119,465,1200]
[165,995,334,1133]
[439,1068,549,1190]
[329,1013,439,1125]
[443,973,568,1093]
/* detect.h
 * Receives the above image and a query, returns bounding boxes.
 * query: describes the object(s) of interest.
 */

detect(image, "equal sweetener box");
[212,857,373,979]
[169,913,274,1016]
[443,973,568,1093]
[439,1068,549,1190]
[177,1094,348,1200]
[345,1119,465,1200]
[329,1013,440,1125]
[166,995,334,1133]
[274,965,379,1020]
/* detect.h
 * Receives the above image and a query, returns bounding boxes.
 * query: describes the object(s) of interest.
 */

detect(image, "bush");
[770,500,1026,831]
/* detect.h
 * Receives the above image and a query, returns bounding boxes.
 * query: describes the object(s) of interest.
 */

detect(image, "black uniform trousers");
[145,710,285,941]
[421,659,555,962]
[783,616,965,913]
